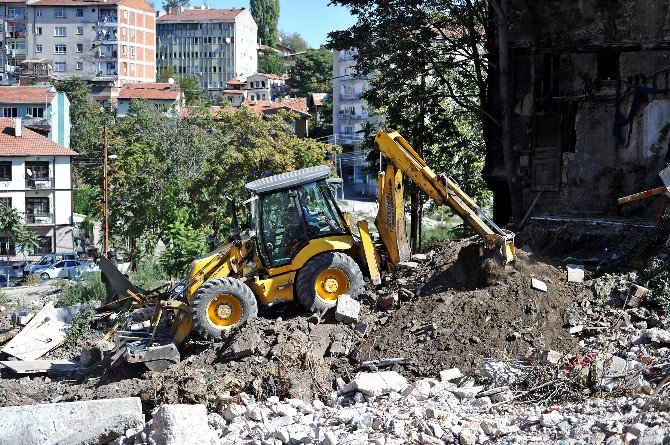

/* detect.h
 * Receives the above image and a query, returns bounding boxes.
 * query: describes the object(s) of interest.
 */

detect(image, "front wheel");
[191,277,258,341]
[41,272,50,280]
[295,252,364,312]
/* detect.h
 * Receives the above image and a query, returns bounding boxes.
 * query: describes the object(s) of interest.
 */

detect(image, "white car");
[40,260,88,280]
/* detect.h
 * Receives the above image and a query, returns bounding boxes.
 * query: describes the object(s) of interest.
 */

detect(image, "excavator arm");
[374,130,515,266]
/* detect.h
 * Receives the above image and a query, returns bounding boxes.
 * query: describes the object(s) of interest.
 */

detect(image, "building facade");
[0,117,76,257]
[21,0,155,105]
[156,7,257,99]
[485,0,670,221]
[245,72,286,102]
[0,85,70,147]
[332,48,380,198]
[116,81,182,116]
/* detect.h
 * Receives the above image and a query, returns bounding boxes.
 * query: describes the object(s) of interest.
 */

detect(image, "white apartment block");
[156,7,257,98]
[24,0,156,105]
[0,117,76,257]
[332,49,380,197]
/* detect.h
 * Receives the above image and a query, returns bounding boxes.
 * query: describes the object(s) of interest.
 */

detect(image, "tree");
[158,66,177,82]
[162,0,189,12]
[178,74,206,105]
[288,48,333,97]
[258,53,288,75]
[279,30,309,52]
[250,0,280,47]
[0,205,38,286]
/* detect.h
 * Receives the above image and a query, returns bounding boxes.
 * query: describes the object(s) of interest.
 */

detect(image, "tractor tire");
[295,252,364,313]
[191,277,258,341]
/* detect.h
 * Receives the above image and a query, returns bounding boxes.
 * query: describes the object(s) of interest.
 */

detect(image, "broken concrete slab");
[0,397,143,445]
[54,410,145,445]
[151,404,217,445]
[376,293,398,309]
[628,284,648,308]
[641,328,670,344]
[342,371,408,397]
[334,295,360,324]
[567,264,585,283]
[439,368,463,382]
[80,339,114,366]
[531,278,548,292]
[0,360,81,374]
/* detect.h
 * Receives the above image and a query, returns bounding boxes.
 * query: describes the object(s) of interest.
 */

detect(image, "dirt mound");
[356,240,582,375]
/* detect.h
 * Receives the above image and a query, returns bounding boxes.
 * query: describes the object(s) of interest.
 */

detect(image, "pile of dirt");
[356,240,582,376]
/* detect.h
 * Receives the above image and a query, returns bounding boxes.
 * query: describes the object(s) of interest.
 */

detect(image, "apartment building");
[245,72,286,102]
[0,117,77,257]
[0,85,70,147]
[1,1,28,81]
[156,7,257,98]
[332,48,380,198]
[116,81,183,117]
[23,0,156,105]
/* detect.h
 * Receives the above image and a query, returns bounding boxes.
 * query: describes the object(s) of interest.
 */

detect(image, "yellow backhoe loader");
[102,130,515,370]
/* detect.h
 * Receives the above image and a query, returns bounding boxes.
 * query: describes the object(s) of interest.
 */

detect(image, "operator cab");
[245,166,348,268]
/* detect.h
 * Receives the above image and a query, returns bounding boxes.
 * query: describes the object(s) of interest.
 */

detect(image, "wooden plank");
[519,191,543,229]
[1,302,67,360]
[0,360,81,374]
[617,186,667,204]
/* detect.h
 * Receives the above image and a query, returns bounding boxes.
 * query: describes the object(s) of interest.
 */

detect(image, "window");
[54,9,66,18]
[122,45,126,55]
[76,26,83,35]
[76,61,83,70]
[34,237,52,255]
[36,9,42,17]
[0,237,16,256]
[35,26,42,35]
[76,8,83,17]
[35,44,42,53]
[76,43,83,52]
[0,196,12,207]
[27,107,44,118]
[26,161,49,179]
[130,46,135,57]
[54,44,66,54]
[1,107,17,117]
[0,162,11,181]
[54,27,66,37]
[597,51,620,81]
[25,197,50,224]
[54,62,66,72]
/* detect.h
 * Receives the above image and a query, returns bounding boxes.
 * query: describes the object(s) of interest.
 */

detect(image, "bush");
[128,258,168,291]
[56,274,105,307]
[65,305,95,344]
[646,252,670,314]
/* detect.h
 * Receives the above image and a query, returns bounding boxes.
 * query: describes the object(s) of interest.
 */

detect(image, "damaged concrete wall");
[490,0,670,218]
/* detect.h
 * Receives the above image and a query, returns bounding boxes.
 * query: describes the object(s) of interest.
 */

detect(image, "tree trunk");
[410,76,427,254]
[496,0,524,220]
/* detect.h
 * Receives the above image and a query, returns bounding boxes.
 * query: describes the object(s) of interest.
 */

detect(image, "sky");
[203,0,357,48]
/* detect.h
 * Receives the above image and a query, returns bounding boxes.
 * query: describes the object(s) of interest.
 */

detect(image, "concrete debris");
[342,371,408,397]
[80,339,114,366]
[150,404,217,445]
[628,284,648,308]
[439,368,463,382]
[641,328,670,344]
[531,278,548,292]
[0,359,81,374]
[0,397,143,445]
[376,292,398,309]
[334,294,360,324]
[567,264,585,283]
[55,410,145,445]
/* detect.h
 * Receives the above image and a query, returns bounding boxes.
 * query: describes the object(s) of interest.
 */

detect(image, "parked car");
[24,252,78,277]
[39,260,87,280]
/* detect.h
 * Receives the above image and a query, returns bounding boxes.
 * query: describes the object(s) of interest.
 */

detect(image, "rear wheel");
[41,272,50,280]
[191,277,258,341]
[295,252,364,312]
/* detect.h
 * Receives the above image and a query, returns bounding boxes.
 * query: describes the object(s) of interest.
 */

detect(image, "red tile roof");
[118,83,181,100]
[226,77,246,86]
[0,118,77,156]
[244,98,310,117]
[222,90,245,95]
[0,86,56,105]
[157,8,245,22]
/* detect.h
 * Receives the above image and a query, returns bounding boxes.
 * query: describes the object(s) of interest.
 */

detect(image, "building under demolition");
[485,0,670,222]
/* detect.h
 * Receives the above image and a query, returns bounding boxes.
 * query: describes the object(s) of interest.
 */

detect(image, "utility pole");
[103,124,109,255]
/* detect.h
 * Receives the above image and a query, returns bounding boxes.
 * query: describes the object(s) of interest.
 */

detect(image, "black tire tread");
[191,277,258,341]
[295,252,364,312]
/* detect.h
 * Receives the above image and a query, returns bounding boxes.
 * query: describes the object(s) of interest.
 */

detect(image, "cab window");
[260,190,306,267]
[297,182,346,237]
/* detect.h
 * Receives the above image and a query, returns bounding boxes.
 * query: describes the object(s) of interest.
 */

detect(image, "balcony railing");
[340,92,362,100]
[339,53,356,61]
[6,31,27,38]
[339,114,368,122]
[98,16,118,26]
[25,178,54,189]
[339,134,365,141]
[96,32,118,42]
[22,117,50,128]
[26,213,54,225]
[98,50,118,59]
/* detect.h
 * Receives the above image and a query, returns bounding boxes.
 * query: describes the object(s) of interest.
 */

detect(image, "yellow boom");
[374,130,516,264]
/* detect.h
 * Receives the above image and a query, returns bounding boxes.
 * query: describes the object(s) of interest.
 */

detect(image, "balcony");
[6,14,26,21]
[25,178,54,189]
[340,92,362,101]
[97,50,118,59]
[26,213,54,225]
[96,31,118,42]
[339,53,356,61]
[22,117,50,129]
[339,114,369,123]
[339,133,365,142]
[98,15,118,26]
[6,31,27,39]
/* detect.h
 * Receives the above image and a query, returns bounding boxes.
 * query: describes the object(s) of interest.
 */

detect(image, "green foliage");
[162,0,189,11]
[178,74,207,105]
[288,48,333,97]
[258,53,288,75]
[57,274,105,307]
[279,30,309,52]
[159,212,208,278]
[128,258,168,290]
[646,252,670,314]
[250,0,280,47]
[65,306,95,345]
[0,205,39,280]
[73,186,98,216]
[158,66,177,82]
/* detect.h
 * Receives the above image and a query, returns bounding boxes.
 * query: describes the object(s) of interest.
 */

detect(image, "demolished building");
[485,0,670,222]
